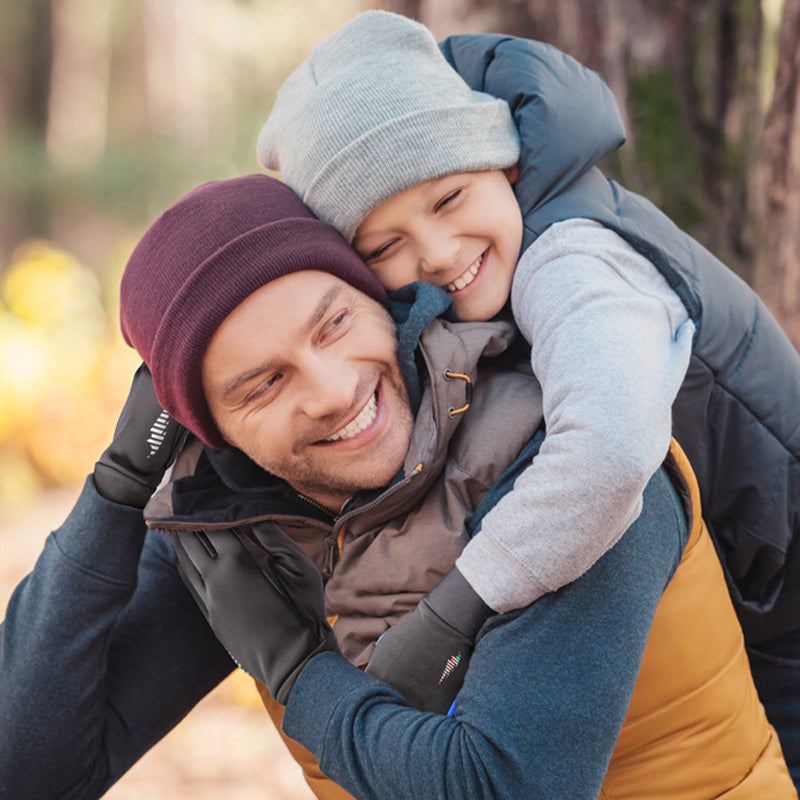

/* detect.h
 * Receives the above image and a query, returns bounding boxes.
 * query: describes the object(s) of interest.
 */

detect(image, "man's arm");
[284,466,685,799]
[0,480,234,798]
[0,366,235,799]
[178,466,686,799]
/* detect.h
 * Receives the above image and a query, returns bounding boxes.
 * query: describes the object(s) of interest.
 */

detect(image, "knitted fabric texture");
[257,10,520,241]
[120,174,387,448]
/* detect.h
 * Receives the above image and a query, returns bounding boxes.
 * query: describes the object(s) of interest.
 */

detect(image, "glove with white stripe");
[365,566,494,714]
[93,363,188,508]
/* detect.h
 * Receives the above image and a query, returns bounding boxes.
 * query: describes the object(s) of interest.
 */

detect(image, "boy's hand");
[93,363,188,508]
[365,567,494,714]
[168,522,340,705]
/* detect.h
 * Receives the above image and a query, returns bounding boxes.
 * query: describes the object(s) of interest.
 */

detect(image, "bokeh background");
[1,0,799,797]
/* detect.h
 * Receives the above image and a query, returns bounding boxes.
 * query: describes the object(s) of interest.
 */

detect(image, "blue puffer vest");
[442,33,800,643]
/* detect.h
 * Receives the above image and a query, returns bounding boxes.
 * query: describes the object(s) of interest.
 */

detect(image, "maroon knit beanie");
[120,174,388,448]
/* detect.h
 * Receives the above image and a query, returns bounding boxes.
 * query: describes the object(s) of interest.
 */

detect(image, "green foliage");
[627,70,705,230]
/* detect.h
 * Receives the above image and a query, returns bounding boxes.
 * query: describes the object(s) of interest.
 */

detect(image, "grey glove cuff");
[425,566,495,640]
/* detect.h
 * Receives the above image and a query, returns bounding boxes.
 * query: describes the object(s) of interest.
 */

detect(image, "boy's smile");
[442,249,487,293]
[354,168,523,321]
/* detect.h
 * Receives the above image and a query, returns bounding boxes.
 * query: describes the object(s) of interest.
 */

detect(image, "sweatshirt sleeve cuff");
[52,475,148,584]
[456,532,549,613]
[282,651,376,757]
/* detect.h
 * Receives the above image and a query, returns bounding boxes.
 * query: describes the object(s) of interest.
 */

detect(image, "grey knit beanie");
[257,10,520,241]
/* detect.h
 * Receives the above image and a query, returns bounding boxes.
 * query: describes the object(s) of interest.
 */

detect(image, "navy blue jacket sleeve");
[283,467,687,800]
[0,477,234,799]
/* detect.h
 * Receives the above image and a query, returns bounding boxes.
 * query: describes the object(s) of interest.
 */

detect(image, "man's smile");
[323,391,379,442]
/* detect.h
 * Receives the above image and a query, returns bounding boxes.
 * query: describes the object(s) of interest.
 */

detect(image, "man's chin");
[290,462,405,508]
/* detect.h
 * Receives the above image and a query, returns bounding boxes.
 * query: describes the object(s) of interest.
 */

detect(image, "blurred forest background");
[1,0,799,797]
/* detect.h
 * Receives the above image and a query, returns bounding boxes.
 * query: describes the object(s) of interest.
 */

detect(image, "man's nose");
[299,357,358,419]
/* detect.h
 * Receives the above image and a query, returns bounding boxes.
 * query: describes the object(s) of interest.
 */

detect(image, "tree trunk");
[755,0,800,347]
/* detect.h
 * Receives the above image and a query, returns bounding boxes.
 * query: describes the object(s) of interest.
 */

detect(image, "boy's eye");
[434,189,461,212]
[363,239,397,263]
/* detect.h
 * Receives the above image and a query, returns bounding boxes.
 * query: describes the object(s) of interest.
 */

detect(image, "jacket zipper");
[332,463,424,536]
[294,493,341,579]
[296,491,338,522]
[322,533,339,579]
[319,463,423,578]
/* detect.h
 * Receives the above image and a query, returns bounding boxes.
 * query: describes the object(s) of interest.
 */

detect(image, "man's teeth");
[325,394,378,442]
[444,255,482,293]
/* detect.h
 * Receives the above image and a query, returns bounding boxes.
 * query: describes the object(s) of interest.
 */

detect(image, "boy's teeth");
[325,394,378,442]
[444,256,482,293]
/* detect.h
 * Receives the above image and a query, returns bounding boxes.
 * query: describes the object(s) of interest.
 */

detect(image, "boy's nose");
[419,233,459,276]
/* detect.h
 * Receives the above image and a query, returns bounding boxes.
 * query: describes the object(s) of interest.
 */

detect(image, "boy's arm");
[284,466,686,800]
[367,219,693,699]
[457,220,693,611]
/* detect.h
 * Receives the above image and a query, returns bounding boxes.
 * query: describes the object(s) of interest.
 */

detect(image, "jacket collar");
[145,283,515,531]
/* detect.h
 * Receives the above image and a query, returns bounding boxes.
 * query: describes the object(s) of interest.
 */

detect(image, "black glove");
[365,567,495,713]
[169,522,340,704]
[93,363,188,508]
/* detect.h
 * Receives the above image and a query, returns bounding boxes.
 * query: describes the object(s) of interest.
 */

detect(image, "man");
[1,174,792,799]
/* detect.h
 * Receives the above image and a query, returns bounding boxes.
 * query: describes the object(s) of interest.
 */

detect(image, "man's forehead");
[203,270,382,397]
[261,269,360,304]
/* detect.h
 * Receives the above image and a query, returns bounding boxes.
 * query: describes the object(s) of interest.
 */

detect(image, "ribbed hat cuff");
[149,217,385,448]
[304,96,520,240]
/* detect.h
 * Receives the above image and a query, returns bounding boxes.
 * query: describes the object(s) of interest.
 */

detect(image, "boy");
[257,9,800,774]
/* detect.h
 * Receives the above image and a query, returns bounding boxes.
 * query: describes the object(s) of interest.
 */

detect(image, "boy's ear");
[504,163,519,185]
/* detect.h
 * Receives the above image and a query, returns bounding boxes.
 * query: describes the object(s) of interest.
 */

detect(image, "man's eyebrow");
[219,283,345,400]
[303,283,344,336]
[219,360,279,401]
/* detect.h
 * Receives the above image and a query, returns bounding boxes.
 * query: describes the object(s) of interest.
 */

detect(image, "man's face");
[353,168,523,322]
[202,270,414,512]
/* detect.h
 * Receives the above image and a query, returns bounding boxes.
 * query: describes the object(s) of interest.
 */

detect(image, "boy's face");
[202,270,413,512]
[353,168,523,321]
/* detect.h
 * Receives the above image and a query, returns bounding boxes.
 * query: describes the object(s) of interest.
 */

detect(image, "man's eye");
[324,309,350,335]
[434,189,461,212]
[249,373,282,401]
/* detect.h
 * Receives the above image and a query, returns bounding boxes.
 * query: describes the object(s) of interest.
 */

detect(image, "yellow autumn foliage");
[0,240,139,503]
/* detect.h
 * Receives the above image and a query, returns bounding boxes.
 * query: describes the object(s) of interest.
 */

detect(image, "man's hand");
[93,363,188,508]
[168,523,340,705]
[365,567,494,714]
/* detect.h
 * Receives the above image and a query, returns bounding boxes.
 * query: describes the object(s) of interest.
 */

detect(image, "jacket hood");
[439,34,626,249]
